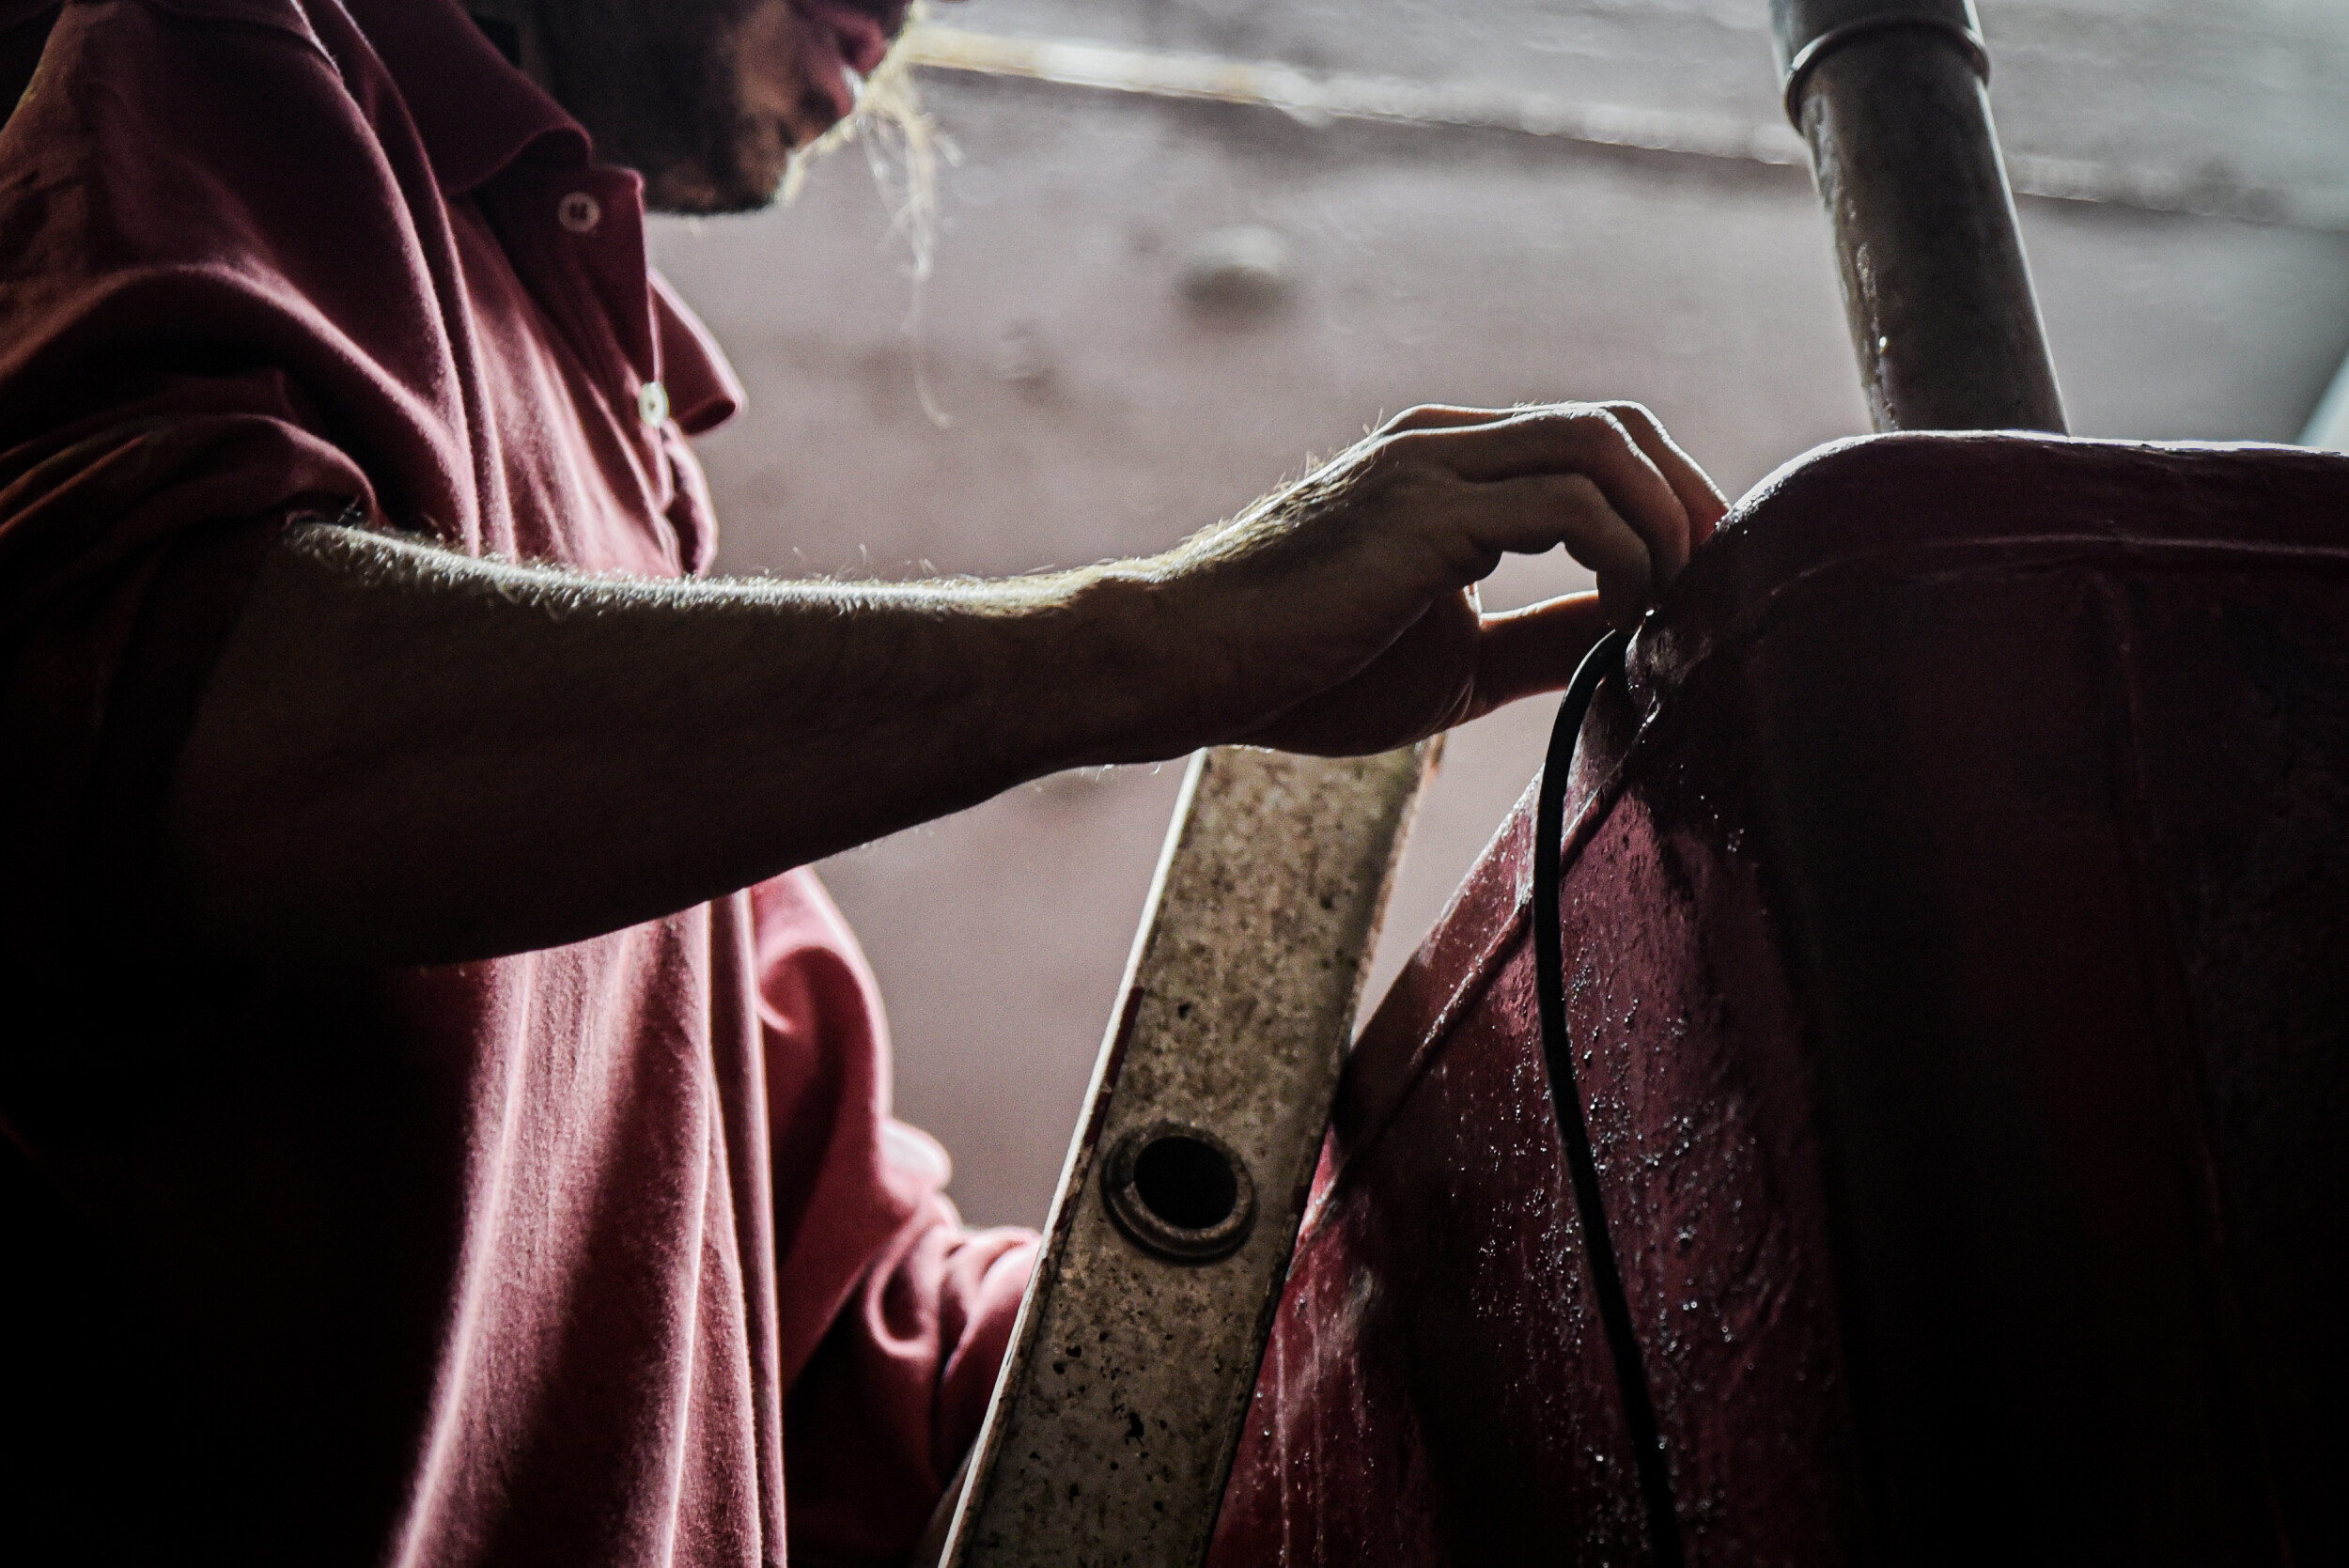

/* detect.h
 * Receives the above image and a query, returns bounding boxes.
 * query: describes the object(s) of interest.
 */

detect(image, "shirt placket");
[490,165,678,513]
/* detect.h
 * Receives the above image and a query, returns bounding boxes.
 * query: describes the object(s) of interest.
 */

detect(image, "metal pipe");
[1773,0,2066,432]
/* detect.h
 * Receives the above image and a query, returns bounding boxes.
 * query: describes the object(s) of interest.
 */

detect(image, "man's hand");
[166,400,1723,965]
[1098,400,1726,756]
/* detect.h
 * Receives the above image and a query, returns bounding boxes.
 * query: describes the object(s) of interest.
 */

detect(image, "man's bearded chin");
[536,0,810,215]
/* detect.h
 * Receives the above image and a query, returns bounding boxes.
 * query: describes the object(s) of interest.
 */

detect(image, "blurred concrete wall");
[649,0,2349,1227]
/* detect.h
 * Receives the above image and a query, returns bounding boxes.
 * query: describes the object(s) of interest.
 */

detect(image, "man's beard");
[537,0,784,214]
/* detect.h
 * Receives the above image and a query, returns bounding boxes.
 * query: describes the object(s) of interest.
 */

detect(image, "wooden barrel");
[1207,434,2349,1567]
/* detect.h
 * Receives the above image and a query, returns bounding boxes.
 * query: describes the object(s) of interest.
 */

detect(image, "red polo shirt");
[0,1,1033,1562]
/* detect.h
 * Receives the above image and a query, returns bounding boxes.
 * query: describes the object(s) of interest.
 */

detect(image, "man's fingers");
[1377,403,1515,436]
[1469,592,1614,716]
[1387,406,1693,584]
[1453,471,1652,628]
[1597,401,1730,549]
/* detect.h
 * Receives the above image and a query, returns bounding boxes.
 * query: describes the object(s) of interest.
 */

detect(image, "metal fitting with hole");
[1101,1121,1256,1264]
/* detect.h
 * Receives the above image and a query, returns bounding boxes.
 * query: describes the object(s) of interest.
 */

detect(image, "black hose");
[1532,628,1686,1567]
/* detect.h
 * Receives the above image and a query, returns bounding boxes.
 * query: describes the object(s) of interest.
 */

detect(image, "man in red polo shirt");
[0,0,1723,1561]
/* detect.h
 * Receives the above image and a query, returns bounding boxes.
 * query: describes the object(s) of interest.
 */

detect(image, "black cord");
[1532,629,1686,1567]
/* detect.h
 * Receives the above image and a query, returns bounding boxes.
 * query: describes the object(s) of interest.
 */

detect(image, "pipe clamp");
[1771,0,1987,125]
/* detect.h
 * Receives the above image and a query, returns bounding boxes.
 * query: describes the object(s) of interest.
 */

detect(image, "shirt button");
[637,380,670,427]
[558,191,601,233]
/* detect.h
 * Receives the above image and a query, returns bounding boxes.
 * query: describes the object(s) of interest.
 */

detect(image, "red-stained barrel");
[1206,433,2349,1567]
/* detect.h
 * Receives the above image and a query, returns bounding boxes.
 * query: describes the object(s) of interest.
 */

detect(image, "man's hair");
[786,13,951,287]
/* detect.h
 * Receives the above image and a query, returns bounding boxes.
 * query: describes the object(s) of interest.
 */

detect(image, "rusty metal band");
[1781,16,1988,125]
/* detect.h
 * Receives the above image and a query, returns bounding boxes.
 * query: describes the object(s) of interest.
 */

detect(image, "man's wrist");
[977,565,1188,775]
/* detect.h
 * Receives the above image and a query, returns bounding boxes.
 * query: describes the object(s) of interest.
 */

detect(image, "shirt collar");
[339,0,589,194]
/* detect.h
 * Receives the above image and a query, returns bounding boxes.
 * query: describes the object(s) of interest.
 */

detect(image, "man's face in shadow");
[538,0,911,213]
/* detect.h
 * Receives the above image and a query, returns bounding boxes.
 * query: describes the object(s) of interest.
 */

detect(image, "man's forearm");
[165,521,1161,966]
[163,402,1725,968]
